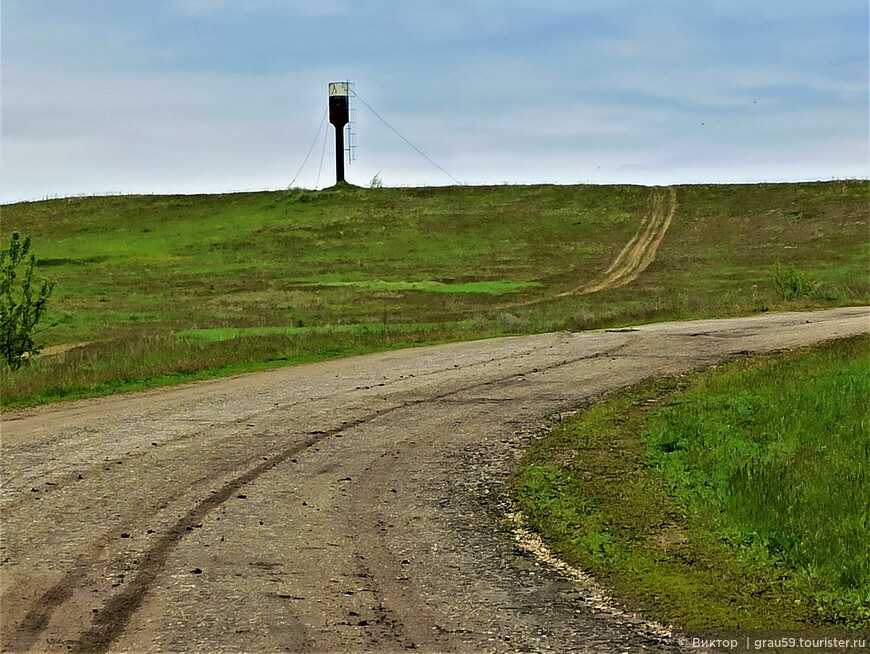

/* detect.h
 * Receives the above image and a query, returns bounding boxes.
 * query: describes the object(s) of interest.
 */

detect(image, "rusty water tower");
[328,81,355,184]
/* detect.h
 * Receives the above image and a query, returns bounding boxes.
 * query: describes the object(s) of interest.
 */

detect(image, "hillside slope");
[1,181,867,406]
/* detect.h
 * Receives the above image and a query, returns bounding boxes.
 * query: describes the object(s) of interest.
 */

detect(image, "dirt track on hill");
[2,307,868,654]
[572,186,677,295]
[504,186,677,311]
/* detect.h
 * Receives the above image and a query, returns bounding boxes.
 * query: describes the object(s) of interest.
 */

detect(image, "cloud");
[1,0,867,201]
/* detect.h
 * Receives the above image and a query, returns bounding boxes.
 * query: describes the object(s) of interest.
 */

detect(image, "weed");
[774,260,819,300]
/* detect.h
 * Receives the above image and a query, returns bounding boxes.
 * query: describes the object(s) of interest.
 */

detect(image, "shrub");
[0,232,56,370]
[773,261,818,301]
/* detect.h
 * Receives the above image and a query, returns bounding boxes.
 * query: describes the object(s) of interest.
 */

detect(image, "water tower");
[328,82,354,184]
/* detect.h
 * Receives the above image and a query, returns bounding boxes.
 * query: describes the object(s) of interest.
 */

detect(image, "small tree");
[1,232,55,370]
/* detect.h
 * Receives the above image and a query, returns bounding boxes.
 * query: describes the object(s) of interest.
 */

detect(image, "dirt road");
[573,187,677,295]
[2,307,868,653]
[506,186,677,311]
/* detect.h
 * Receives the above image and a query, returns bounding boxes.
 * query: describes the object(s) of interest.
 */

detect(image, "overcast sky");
[2,0,868,202]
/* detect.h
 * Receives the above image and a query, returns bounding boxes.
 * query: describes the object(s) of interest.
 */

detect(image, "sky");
[1,0,868,202]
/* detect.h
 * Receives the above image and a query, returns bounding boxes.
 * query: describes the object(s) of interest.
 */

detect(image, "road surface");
[2,307,868,653]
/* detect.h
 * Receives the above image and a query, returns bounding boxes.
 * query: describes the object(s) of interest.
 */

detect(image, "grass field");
[511,335,870,629]
[1,180,867,407]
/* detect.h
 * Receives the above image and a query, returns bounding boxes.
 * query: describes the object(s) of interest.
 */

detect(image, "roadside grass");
[296,280,541,294]
[511,335,870,629]
[0,322,496,409]
[177,320,481,342]
[1,180,867,407]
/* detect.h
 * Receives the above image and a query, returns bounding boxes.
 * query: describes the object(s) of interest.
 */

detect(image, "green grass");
[1,180,867,407]
[295,279,541,294]
[1,323,492,408]
[511,335,870,629]
[646,335,870,624]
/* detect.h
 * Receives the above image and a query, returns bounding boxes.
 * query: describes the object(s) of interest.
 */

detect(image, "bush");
[1,232,55,370]
[773,261,818,301]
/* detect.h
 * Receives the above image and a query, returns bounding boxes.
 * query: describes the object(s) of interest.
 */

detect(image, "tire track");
[3,308,867,653]
[3,346,625,654]
[497,186,677,311]
[566,185,677,296]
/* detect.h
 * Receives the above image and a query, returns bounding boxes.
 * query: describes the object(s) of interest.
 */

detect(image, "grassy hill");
[1,180,867,407]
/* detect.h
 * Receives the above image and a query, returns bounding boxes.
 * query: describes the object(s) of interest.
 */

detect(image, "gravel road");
[2,307,868,654]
